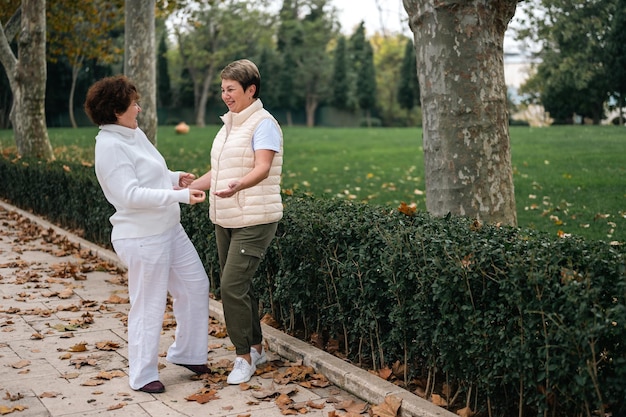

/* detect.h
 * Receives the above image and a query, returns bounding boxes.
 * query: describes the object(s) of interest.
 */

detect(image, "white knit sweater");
[94,124,189,241]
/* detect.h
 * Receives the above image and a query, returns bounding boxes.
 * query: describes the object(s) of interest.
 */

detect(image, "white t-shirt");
[252,118,281,152]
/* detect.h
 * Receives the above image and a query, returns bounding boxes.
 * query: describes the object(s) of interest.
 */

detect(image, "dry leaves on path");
[95,340,120,351]
[369,395,402,417]
[10,360,30,369]
[185,388,220,404]
[0,404,29,415]
[329,397,369,415]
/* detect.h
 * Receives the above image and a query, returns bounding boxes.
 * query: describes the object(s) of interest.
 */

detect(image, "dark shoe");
[139,380,165,393]
[176,363,211,375]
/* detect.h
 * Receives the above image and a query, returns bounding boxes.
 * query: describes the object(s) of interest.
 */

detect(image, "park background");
[0,2,625,416]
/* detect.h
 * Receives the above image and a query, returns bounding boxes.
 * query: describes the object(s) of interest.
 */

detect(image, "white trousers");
[113,224,209,390]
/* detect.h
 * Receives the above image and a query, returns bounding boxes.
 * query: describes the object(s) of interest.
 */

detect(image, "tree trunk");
[403,0,519,226]
[124,0,157,144]
[305,94,318,127]
[0,1,54,160]
[195,65,218,127]
[69,60,82,129]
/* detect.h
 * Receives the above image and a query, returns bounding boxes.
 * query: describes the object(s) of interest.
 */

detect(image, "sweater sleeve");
[169,170,181,187]
[96,142,190,208]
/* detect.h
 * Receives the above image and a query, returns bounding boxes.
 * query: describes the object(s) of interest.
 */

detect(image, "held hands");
[179,172,206,204]
[179,172,196,188]
[188,189,206,205]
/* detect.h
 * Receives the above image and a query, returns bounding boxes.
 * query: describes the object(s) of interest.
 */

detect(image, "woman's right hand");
[189,189,206,205]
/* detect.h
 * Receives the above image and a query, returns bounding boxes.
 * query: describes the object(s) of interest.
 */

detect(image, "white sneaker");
[227,357,256,384]
[250,347,267,366]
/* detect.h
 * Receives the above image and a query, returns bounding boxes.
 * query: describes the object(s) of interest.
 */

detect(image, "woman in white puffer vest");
[191,59,283,385]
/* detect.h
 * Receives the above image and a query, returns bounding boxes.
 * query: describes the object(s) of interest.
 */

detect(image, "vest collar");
[221,99,263,127]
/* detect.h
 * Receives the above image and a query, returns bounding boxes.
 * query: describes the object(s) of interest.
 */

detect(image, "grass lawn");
[1,124,624,243]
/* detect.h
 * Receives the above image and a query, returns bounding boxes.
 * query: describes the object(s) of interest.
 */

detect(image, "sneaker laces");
[233,357,249,371]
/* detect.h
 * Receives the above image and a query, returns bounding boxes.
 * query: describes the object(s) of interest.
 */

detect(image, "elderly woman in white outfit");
[84,75,212,394]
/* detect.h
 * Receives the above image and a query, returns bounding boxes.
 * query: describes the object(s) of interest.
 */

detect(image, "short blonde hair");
[221,59,261,98]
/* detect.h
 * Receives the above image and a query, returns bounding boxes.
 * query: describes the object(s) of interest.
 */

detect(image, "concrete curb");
[0,199,456,417]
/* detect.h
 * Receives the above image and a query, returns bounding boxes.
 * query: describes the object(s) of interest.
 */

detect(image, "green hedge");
[1,155,625,417]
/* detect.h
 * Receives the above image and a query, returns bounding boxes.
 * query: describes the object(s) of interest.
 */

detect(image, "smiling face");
[221,79,255,114]
[116,100,141,129]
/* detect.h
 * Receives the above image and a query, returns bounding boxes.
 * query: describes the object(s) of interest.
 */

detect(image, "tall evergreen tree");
[276,0,336,127]
[517,0,614,124]
[606,0,626,124]
[256,46,282,111]
[331,36,349,109]
[397,37,420,120]
[350,22,377,126]
[276,0,300,126]
[157,32,172,109]
[358,42,376,117]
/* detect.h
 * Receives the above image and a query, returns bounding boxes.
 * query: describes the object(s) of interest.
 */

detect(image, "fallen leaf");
[0,405,28,414]
[275,393,292,408]
[50,323,78,332]
[39,392,61,398]
[80,379,104,386]
[58,288,74,299]
[10,360,30,369]
[95,370,125,380]
[370,395,402,417]
[107,402,126,410]
[260,313,280,328]
[68,342,88,352]
[334,399,369,414]
[431,394,448,407]
[185,389,219,404]
[69,355,100,368]
[456,406,475,417]
[3,391,24,401]
[251,384,298,399]
[306,400,325,409]
[105,294,129,304]
[95,341,120,351]
[378,367,393,380]
[391,360,405,379]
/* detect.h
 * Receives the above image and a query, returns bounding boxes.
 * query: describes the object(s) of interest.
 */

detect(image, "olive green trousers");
[215,222,278,355]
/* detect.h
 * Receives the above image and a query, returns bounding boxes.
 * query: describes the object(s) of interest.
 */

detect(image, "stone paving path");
[0,201,451,417]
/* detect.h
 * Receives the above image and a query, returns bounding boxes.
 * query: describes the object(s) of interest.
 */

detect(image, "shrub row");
[1,155,625,417]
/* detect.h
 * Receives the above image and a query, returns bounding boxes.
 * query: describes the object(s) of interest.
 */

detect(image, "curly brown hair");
[84,75,140,126]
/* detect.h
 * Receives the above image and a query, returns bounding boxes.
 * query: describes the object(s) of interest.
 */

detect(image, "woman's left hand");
[213,180,240,198]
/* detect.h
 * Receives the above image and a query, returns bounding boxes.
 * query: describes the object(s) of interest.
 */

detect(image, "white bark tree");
[0,1,54,160]
[403,0,520,226]
[125,0,157,144]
